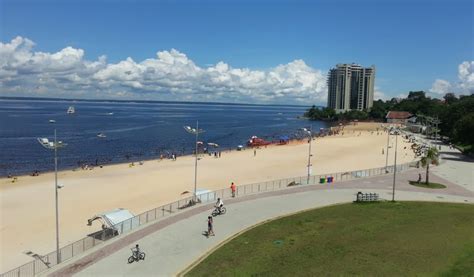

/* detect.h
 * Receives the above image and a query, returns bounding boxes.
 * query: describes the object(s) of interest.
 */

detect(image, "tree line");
[305,91,474,153]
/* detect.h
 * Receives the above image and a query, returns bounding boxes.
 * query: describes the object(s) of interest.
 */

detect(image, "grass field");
[409,180,447,189]
[188,202,474,276]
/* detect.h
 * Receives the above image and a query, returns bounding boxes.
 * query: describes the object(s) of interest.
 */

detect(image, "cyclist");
[215,198,224,214]
[132,244,141,259]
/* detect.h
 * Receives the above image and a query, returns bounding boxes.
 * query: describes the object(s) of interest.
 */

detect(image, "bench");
[356,192,379,202]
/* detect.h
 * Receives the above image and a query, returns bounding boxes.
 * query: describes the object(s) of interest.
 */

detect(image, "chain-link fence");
[1,161,418,277]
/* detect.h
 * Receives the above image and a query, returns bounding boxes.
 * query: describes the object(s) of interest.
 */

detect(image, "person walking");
[207,216,215,237]
[254,149,256,157]
[230,182,236,197]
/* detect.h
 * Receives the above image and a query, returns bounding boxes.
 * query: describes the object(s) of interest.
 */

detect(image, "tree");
[407,91,426,100]
[443,93,458,105]
[420,147,439,185]
[369,100,389,119]
[453,113,474,146]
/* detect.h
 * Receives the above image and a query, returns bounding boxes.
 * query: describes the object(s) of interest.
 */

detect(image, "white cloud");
[0,36,327,104]
[428,61,474,96]
[374,86,388,100]
[458,61,474,93]
[429,79,451,95]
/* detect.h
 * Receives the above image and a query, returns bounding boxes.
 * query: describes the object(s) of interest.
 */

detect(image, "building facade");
[327,64,376,112]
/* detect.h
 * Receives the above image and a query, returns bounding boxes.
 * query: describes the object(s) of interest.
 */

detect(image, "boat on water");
[247,136,272,147]
[107,112,114,115]
[49,119,56,123]
[97,133,107,138]
[67,106,75,114]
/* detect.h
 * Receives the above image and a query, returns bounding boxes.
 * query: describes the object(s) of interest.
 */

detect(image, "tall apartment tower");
[327,64,376,112]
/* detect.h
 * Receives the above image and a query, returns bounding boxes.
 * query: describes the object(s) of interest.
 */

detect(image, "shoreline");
[0,121,387,181]
[0,138,312,182]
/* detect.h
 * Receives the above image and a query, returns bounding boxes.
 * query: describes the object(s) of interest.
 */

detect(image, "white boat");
[49,119,56,123]
[107,112,114,116]
[97,133,107,138]
[67,106,75,114]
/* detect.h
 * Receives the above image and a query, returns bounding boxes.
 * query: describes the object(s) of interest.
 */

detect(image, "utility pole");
[194,121,199,202]
[184,122,205,203]
[306,125,313,184]
[54,129,60,264]
[385,128,390,173]
[392,130,398,202]
[38,129,66,264]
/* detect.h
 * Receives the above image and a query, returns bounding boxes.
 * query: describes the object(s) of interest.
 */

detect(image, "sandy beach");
[0,123,416,272]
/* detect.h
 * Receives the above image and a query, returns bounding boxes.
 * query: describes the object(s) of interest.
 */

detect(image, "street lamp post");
[184,121,205,202]
[302,126,313,184]
[385,127,390,173]
[37,129,66,264]
[392,129,398,202]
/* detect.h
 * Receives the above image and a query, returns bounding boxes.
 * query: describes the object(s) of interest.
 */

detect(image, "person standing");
[230,182,236,197]
[254,149,256,157]
[207,216,215,236]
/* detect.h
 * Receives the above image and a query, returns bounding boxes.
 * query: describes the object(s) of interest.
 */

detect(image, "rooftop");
[386,111,413,119]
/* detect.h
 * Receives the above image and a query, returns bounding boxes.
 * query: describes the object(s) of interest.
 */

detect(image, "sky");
[0,0,473,105]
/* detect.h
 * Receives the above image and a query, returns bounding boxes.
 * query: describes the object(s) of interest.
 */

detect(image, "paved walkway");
[432,146,474,192]
[43,169,473,277]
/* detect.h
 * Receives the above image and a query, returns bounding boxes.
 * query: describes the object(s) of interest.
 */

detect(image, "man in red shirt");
[230,182,236,197]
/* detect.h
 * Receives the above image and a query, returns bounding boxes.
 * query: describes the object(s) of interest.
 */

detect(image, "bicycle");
[128,248,146,263]
[212,206,227,217]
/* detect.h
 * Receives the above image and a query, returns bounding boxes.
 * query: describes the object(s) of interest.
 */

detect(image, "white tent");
[87,208,134,231]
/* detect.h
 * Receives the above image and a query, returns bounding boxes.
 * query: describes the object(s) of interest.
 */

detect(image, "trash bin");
[319,177,326,184]
[327,176,333,183]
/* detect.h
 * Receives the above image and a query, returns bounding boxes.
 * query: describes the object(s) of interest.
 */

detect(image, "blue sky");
[0,0,473,105]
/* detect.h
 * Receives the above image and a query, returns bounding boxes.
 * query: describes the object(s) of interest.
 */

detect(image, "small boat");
[247,136,272,147]
[107,112,114,116]
[49,119,56,123]
[97,133,107,138]
[67,106,75,114]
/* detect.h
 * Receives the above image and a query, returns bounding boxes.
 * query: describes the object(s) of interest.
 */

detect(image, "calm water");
[0,99,327,176]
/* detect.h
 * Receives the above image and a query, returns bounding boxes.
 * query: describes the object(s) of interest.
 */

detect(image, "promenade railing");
[1,161,418,277]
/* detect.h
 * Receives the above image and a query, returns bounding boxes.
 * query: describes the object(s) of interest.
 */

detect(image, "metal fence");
[1,161,417,277]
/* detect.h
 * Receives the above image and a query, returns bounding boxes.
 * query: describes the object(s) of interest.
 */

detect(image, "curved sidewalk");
[44,170,473,277]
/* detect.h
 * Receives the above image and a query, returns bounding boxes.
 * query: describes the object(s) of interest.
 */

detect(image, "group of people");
[207,182,236,237]
[207,197,224,237]
[129,182,237,259]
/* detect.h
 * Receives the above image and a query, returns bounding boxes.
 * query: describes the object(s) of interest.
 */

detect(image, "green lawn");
[187,202,474,276]
[409,180,447,189]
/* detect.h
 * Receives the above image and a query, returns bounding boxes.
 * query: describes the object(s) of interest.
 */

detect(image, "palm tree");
[420,147,440,184]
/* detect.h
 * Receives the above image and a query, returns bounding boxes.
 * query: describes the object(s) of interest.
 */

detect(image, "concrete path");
[432,146,474,192]
[43,169,473,277]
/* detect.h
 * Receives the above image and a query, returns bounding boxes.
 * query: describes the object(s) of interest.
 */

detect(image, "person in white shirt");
[215,198,224,213]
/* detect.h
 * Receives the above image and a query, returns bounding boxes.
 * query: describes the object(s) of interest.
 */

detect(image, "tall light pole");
[37,129,66,264]
[385,127,390,173]
[392,129,398,202]
[302,126,313,184]
[184,121,205,203]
